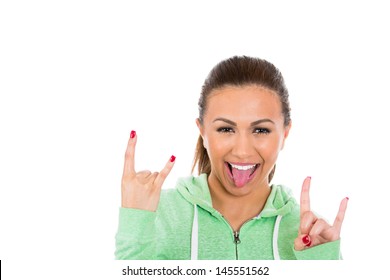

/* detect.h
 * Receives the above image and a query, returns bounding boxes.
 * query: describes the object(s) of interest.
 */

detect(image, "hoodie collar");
[176,174,296,218]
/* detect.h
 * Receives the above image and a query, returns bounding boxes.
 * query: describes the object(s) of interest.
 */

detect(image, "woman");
[115,56,348,260]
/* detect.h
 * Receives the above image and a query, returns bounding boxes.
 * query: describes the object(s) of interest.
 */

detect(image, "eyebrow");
[213,117,275,126]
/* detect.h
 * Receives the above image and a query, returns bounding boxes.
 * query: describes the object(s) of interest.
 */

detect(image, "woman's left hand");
[294,176,348,250]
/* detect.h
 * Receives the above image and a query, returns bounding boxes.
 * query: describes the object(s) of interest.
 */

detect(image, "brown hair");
[192,56,291,183]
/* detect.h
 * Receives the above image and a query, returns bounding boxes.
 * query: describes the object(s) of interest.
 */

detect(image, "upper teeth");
[229,163,257,170]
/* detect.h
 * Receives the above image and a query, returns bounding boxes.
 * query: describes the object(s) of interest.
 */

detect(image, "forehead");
[204,85,283,121]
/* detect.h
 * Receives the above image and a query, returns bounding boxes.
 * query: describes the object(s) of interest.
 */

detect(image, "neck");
[208,175,271,231]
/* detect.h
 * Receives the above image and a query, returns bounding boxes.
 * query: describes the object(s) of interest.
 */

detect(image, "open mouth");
[225,162,260,188]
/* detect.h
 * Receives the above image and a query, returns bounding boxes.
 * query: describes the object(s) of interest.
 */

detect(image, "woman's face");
[197,85,291,197]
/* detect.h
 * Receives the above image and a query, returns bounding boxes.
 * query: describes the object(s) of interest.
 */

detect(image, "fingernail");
[130,130,136,139]
[346,197,349,200]
[307,176,312,180]
[170,155,176,162]
[302,235,311,245]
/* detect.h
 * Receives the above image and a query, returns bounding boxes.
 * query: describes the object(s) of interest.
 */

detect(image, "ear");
[195,118,208,149]
[280,121,292,150]
[195,118,204,136]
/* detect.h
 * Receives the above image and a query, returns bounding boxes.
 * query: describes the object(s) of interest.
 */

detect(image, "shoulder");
[276,185,300,228]
[271,184,300,243]
[280,204,300,226]
[159,187,188,210]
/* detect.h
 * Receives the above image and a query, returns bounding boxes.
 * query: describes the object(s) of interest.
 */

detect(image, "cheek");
[205,135,233,161]
[207,137,225,156]
[255,136,283,160]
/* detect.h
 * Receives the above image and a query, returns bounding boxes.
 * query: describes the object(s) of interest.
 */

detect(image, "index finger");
[300,176,311,216]
[123,130,137,176]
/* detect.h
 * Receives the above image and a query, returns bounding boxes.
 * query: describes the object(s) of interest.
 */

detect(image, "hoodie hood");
[176,173,297,218]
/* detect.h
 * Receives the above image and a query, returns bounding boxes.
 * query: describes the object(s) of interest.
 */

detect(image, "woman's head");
[193,56,291,188]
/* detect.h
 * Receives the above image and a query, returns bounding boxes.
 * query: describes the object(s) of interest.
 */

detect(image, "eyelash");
[217,127,271,135]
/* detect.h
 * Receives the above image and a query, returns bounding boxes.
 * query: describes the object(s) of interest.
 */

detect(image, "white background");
[1,0,389,279]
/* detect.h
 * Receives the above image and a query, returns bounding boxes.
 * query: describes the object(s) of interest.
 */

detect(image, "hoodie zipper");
[219,214,257,260]
[232,218,255,260]
[233,231,241,259]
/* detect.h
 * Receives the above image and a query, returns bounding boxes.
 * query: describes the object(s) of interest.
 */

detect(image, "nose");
[231,133,254,159]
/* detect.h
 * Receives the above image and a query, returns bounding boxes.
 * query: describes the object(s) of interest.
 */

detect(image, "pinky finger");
[333,197,349,233]
[154,155,176,189]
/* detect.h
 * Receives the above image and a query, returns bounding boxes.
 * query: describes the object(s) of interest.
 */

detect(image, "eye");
[253,127,271,134]
[217,127,234,134]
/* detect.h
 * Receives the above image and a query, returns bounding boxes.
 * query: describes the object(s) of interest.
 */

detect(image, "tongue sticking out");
[231,167,255,188]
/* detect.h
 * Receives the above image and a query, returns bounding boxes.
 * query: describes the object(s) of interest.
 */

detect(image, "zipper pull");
[234,231,241,244]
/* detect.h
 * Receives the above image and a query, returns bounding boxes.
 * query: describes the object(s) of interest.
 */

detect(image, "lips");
[225,162,260,188]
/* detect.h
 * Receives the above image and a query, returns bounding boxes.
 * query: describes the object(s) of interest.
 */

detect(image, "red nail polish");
[130,130,136,139]
[346,197,349,200]
[302,235,311,245]
[170,155,176,162]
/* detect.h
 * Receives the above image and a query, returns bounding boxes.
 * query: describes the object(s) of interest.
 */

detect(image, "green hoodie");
[115,174,341,260]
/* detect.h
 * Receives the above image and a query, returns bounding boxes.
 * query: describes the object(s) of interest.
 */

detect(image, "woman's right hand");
[121,130,176,211]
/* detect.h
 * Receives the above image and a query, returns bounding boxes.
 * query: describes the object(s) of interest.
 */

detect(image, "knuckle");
[334,215,343,224]
[124,150,132,159]
[151,172,159,179]
[137,170,151,177]
[159,170,168,179]
[121,175,132,187]
[317,218,326,224]
[301,211,312,220]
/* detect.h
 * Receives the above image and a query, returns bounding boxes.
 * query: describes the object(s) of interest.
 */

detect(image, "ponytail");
[192,135,211,175]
